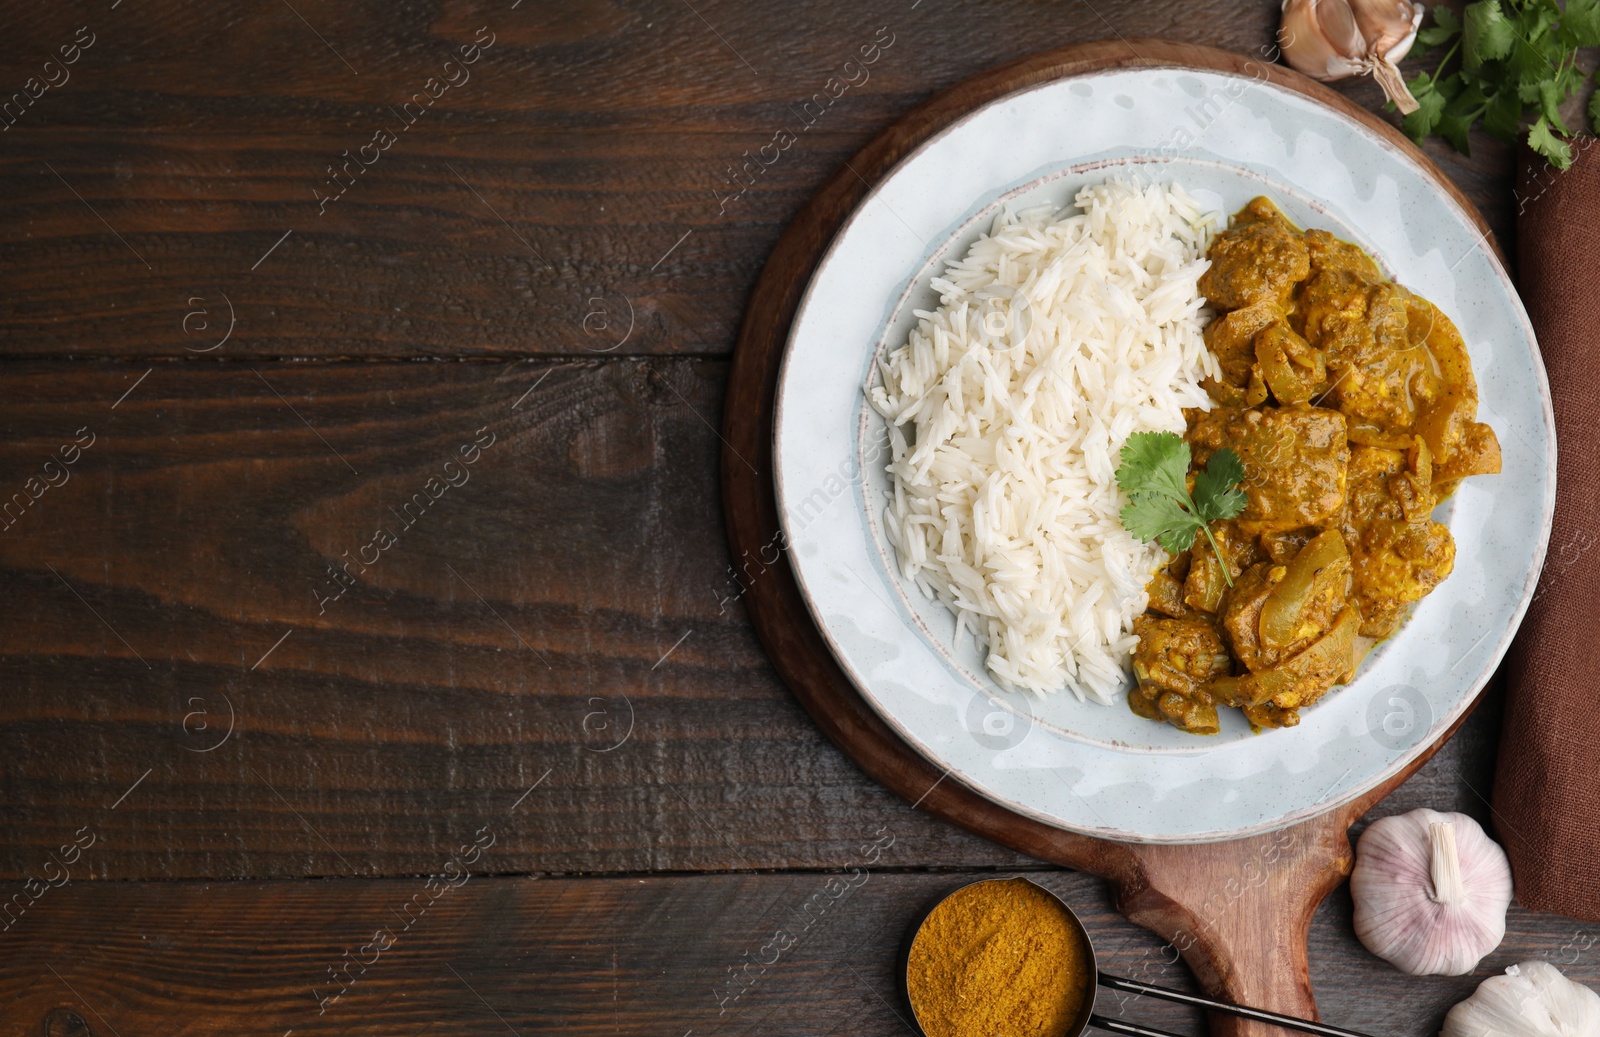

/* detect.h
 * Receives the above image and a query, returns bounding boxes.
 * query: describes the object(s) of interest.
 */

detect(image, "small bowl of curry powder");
[904,877,1096,1037]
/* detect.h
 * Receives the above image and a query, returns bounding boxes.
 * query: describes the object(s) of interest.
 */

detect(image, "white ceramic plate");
[773,67,1555,843]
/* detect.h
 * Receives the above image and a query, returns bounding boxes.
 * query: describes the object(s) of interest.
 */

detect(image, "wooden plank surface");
[0,356,1509,880]
[0,0,1572,1032]
[0,0,1525,882]
[0,0,1513,359]
[2,867,1593,1037]
[0,358,1039,878]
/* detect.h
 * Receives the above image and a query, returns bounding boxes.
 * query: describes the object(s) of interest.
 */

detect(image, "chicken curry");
[1129,197,1501,735]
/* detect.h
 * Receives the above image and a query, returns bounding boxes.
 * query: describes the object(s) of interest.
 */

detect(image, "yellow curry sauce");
[1129,197,1501,735]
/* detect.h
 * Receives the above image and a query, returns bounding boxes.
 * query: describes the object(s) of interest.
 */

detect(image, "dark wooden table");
[0,1,1589,1034]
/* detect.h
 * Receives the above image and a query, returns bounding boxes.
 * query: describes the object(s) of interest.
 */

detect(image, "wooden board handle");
[1107,815,1357,1034]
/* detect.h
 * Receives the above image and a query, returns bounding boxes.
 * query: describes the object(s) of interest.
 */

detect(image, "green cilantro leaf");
[1509,29,1563,91]
[1536,77,1572,135]
[1483,87,1524,139]
[1447,79,1490,115]
[1115,430,1191,501]
[1439,112,1474,155]
[1464,0,1519,69]
[1557,55,1589,96]
[1116,433,1247,586]
[1121,492,1200,556]
[1192,449,1247,525]
[1590,77,1600,135]
[1527,115,1575,170]
[1402,74,1447,141]
[1436,81,1489,154]
[1438,70,1468,104]
[1512,0,1559,51]
[1418,24,1457,47]
[1566,0,1600,46]
[1405,0,1594,169]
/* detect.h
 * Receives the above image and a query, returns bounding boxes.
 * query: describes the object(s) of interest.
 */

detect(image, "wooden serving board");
[720,40,1503,1035]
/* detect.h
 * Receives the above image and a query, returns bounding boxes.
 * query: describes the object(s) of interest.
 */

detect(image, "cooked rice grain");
[868,179,1219,702]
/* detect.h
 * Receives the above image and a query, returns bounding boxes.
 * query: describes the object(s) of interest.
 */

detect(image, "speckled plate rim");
[773,64,1556,843]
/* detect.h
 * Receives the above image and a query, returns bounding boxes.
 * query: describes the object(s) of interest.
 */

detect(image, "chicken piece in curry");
[1129,197,1501,735]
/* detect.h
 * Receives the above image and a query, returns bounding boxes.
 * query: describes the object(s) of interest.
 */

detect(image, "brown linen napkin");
[1495,139,1600,923]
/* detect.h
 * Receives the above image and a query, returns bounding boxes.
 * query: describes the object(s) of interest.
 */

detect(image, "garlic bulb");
[1279,0,1424,114]
[1443,961,1600,1037]
[1349,808,1513,975]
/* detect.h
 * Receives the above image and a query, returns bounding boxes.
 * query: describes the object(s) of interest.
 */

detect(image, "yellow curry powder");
[907,878,1090,1037]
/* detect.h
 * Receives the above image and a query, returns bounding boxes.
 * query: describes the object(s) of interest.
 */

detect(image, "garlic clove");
[1351,0,1423,64]
[1443,961,1600,1036]
[1356,0,1424,115]
[1278,0,1425,115]
[1349,808,1513,976]
[1280,0,1367,80]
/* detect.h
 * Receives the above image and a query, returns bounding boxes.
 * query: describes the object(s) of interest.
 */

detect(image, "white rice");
[868,179,1220,703]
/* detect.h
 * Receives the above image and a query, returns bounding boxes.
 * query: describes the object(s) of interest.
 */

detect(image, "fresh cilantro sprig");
[1400,0,1600,169]
[1116,432,1247,587]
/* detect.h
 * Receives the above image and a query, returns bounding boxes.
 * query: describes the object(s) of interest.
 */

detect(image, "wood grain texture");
[2,868,1595,1037]
[0,350,1506,884]
[0,0,1512,359]
[0,358,1041,879]
[0,1,1554,1032]
[719,37,1522,1032]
